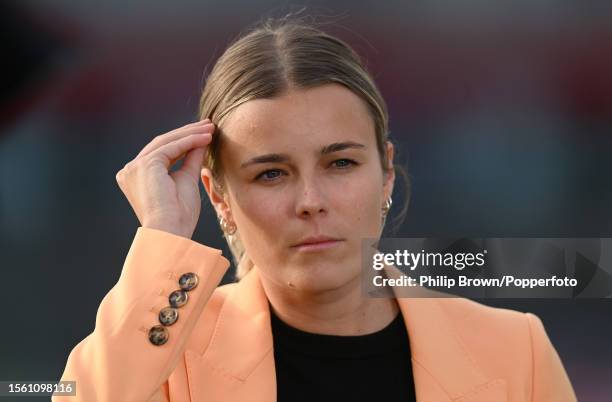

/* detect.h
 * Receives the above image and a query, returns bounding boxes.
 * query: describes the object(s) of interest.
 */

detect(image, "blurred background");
[1,0,610,400]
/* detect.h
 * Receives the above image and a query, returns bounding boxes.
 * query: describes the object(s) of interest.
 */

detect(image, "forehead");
[220,84,375,151]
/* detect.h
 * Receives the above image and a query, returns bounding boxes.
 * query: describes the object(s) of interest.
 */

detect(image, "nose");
[295,175,327,219]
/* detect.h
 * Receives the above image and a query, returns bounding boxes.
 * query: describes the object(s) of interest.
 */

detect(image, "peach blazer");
[54,227,577,402]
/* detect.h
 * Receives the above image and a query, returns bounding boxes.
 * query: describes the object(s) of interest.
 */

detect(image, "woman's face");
[203,83,394,292]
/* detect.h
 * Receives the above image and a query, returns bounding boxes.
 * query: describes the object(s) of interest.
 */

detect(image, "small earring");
[218,215,237,236]
[381,196,393,218]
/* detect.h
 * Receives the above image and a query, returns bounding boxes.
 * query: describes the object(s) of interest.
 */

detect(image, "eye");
[255,169,284,182]
[332,158,358,169]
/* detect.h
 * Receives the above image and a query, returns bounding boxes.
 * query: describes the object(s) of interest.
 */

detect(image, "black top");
[271,306,417,402]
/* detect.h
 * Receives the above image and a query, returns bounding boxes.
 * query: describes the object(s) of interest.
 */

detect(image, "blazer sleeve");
[53,227,231,402]
[526,312,578,402]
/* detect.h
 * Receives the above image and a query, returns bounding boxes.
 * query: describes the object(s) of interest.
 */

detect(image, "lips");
[292,236,341,247]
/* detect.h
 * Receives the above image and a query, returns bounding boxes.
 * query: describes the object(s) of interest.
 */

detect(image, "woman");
[54,16,577,402]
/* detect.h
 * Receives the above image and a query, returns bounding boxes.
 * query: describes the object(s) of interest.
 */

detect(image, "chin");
[286,264,360,294]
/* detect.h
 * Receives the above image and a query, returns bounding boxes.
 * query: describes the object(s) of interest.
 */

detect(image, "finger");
[178,145,207,180]
[166,131,211,166]
[136,121,214,159]
[137,121,213,159]
[150,133,212,169]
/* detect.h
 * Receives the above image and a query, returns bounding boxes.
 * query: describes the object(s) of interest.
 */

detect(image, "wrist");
[142,220,192,239]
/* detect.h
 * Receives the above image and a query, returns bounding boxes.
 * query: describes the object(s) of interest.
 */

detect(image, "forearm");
[53,227,230,402]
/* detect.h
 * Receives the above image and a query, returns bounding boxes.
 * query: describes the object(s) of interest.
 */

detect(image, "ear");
[201,167,230,218]
[383,141,395,201]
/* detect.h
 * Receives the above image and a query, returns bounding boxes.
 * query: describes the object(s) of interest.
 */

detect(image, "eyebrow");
[240,141,366,168]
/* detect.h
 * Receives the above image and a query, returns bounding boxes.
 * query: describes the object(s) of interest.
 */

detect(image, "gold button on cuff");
[179,272,199,291]
[169,289,188,308]
[148,325,169,346]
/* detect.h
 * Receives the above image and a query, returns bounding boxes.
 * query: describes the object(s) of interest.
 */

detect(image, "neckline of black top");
[269,304,410,359]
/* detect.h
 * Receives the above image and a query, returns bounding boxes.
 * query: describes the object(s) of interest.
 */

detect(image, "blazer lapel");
[397,297,507,402]
[385,265,508,402]
[185,267,276,402]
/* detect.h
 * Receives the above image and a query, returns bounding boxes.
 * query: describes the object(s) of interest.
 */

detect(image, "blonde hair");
[198,13,410,280]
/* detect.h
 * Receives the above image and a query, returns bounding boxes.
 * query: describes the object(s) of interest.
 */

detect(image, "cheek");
[335,172,384,229]
[231,187,294,274]
[232,186,287,240]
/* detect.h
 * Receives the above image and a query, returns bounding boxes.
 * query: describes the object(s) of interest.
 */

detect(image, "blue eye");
[255,169,283,181]
[333,158,357,168]
[255,159,357,182]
